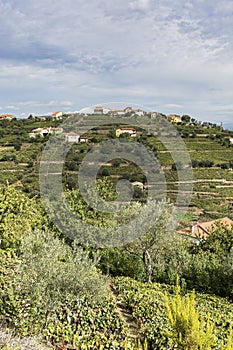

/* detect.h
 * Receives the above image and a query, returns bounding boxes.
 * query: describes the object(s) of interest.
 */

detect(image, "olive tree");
[124,202,175,282]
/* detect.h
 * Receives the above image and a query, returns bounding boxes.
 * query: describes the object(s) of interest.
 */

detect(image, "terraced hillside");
[0,116,232,223]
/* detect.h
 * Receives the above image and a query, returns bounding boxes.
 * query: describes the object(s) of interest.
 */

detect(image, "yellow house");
[115,128,137,137]
[124,106,133,114]
[116,129,122,137]
[168,114,182,123]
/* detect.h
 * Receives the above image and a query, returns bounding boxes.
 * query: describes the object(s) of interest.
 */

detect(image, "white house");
[51,111,63,120]
[79,136,89,143]
[116,128,137,138]
[147,112,158,119]
[134,109,144,117]
[131,181,144,189]
[30,127,51,138]
[111,109,125,116]
[30,127,63,138]
[94,106,104,115]
[65,132,80,143]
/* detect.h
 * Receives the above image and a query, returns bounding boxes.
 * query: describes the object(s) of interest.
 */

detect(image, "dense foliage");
[0,185,48,250]
[0,115,232,348]
[0,230,130,348]
[113,277,233,349]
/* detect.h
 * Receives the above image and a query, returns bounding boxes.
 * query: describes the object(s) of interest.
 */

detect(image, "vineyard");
[113,277,233,349]
[0,117,232,349]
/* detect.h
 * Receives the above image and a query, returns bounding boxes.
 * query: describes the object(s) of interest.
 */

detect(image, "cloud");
[129,0,150,10]
[3,99,74,114]
[162,104,184,109]
[0,0,232,126]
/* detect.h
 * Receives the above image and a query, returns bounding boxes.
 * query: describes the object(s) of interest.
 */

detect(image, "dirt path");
[0,328,52,350]
[109,282,139,339]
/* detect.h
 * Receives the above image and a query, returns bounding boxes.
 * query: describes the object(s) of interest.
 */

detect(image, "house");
[65,132,80,143]
[116,128,137,138]
[29,127,63,138]
[51,111,63,120]
[168,114,182,123]
[36,116,47,121]
[124,107,133,114]
[110,109,125,116]
[94,106,104,115]
[131,181,144,190]
[29,127,51,138]
[179,217,233,240]
[134,109,144,117]
[147,112,158,119]
[50,127,63,135]
[0,114,15,121]
[79,136,89,143]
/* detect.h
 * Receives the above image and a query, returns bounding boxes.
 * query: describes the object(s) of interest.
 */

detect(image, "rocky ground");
[0,327,52,350]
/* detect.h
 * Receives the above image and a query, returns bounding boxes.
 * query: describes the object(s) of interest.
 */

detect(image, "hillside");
[0,114,232,223]
[0,114,232,349]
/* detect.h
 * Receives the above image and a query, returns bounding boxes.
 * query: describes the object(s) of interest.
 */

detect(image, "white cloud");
[0,0,232,126]
[5,105,19,110]
[129,0,150,10]
[163,104,184,109]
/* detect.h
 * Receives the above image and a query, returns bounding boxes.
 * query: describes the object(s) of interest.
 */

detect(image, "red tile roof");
[179,217,233,239]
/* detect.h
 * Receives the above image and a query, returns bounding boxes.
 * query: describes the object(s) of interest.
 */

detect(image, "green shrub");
[164,285,216,349]
[0,231,130,347]
[0,185,47,249]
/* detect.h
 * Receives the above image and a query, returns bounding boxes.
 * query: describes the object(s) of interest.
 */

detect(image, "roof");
[131,181,143,186]
[0,113,15,116]
[52,111,62,116]
[65,132,79,136]
[121,128,136,131]
[0,113,15,119]
[94,106,103,110]
[32,128,44,132]
[179,217,233,239]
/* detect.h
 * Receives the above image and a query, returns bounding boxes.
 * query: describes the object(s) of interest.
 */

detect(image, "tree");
[14,143,21,151]
[108,129,117,139]
[1,230,107,334]
[172,161,183,171]
[65,160,78,171]
[99,167,110,177]
[181,115,191,123]
[199,225,233,255]
[112,158,121,167]
[124,202,174,282]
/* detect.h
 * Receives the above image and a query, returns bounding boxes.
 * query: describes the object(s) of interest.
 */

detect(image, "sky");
[0,0,233,128]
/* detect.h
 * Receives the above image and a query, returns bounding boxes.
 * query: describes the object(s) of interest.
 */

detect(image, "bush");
[164,285,216,349]
[99,167,110,177]
[0,230,108,336]
[0,185,46,249]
